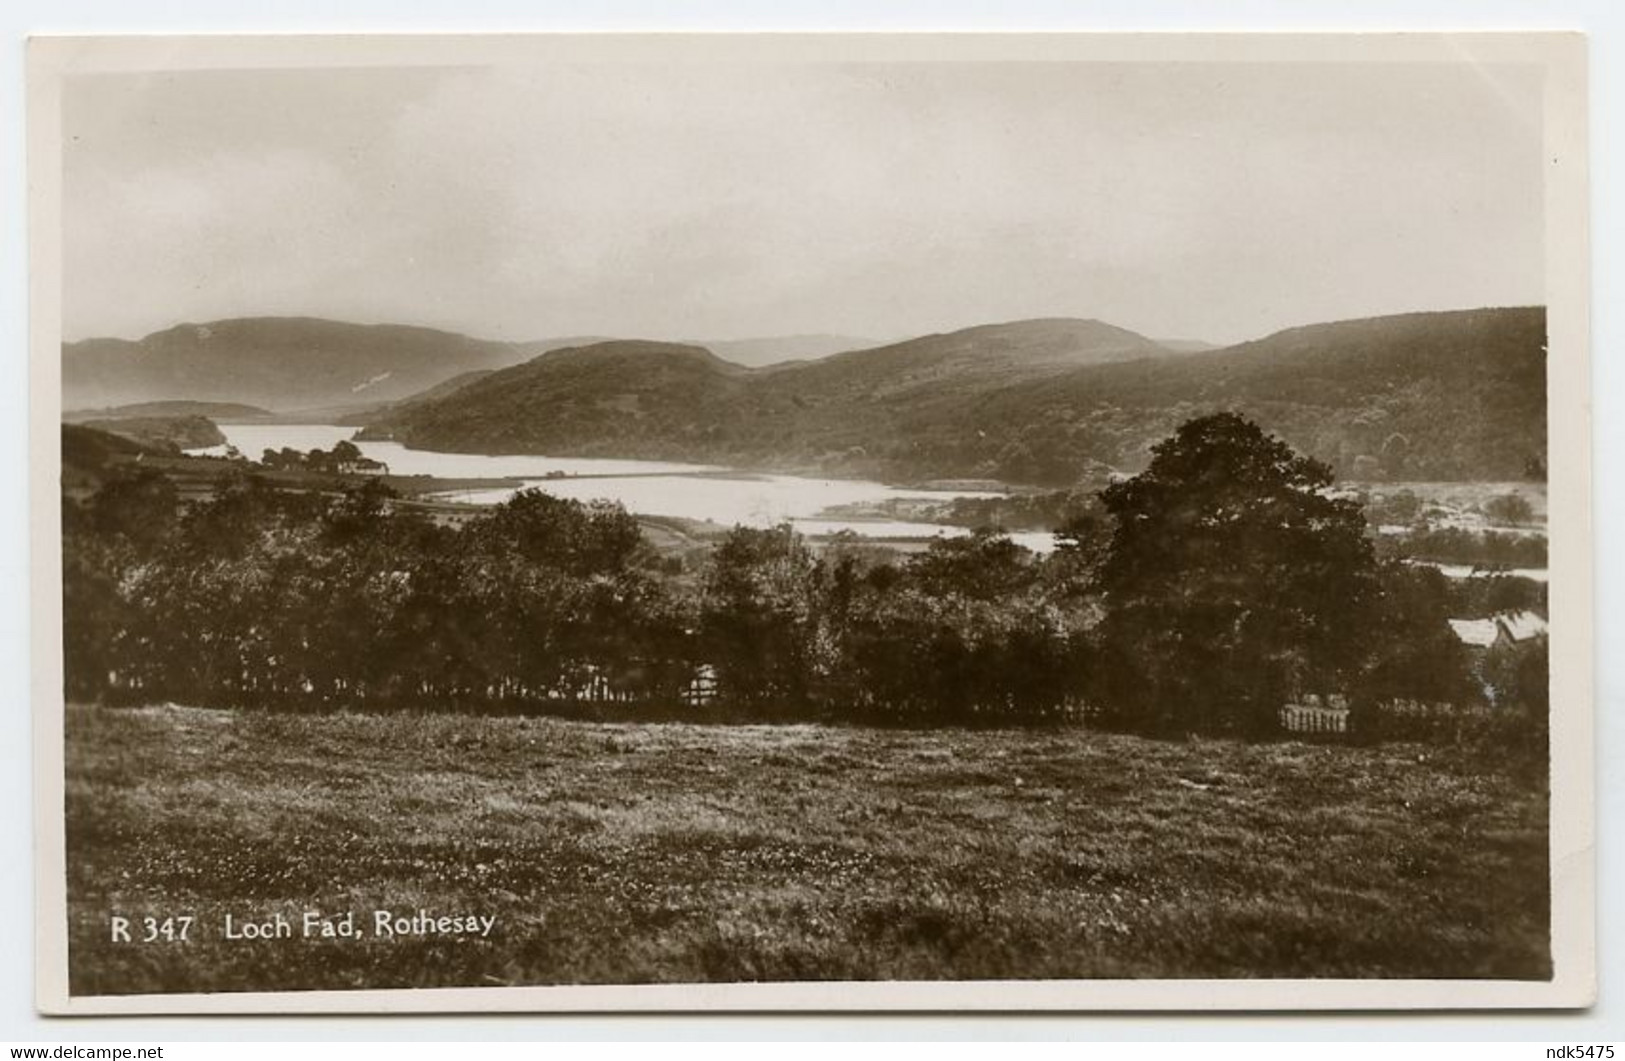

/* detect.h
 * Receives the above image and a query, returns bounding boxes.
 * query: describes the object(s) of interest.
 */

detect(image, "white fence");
[1279,703,1349,735]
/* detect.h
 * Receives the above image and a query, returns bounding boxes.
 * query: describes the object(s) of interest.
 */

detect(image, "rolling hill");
[60,423,164,494]
[61,318,603,413]
[930,307,1548,484]
[362,308,1546,486]
[699,334,885,368]
[76,415,225,453]
[359,317,1171,462]
[63,400,274,423]
[329,369,501,427]
[360,341,756,457]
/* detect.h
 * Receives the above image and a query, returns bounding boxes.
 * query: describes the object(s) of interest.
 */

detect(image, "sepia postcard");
[28,32,1593,1014]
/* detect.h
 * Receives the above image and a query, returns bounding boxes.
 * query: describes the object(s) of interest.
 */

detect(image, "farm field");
[64,704,1550,995]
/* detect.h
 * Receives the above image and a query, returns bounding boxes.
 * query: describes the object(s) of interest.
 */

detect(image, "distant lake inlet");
[195,423,1057,551]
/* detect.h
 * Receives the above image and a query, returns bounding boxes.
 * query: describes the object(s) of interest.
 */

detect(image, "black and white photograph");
[27,32,1593,1013]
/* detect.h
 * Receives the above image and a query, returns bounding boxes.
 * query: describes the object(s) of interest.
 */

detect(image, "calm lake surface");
[200,423,1058,551]
[190,425,1552,570]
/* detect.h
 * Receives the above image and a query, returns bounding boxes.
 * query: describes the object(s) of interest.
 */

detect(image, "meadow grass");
[64,704,1549,994]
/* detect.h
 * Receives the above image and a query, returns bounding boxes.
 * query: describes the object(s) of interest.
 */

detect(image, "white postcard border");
[27,30,1594,1016]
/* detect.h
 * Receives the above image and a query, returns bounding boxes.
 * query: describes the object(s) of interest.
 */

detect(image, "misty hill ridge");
[825,316,1163,370]
[757,318,1167,401]
[367,307,1545,485]
[62,317,599,413]
[700,334,885,368]
[63,399,273,423]
[62,314,1159,418]
[529,339,749,374]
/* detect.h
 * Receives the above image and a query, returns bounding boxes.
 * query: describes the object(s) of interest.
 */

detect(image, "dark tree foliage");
[906,528,1033,601]
[1483,492,1535,526]
[1047,506,1111,600]
[62,498,131,701]
[1482,637,1551,774]
[824,530,1087,724]
[1094,413,1380,737]
[1362,489,1422,527]
[1379,526,1546,568]
[1446,572,1547,617]
[60,475,688,713]
[923,488,1104,532]
[61,462,1106,725]
[86,468,178,550]
[1348,563,1482,739]
[60,415,1512,737]
[698,524,825,714]
[1486,637,1550,716]
[476,489,644,577]
[321,478,397,545]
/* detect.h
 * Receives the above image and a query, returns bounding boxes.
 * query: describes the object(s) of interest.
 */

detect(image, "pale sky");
[62,60,1545,345]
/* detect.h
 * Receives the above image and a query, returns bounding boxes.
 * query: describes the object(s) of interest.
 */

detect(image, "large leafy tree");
[1095,413,1379,737]
[699,523,825,713]
[1352,562,1481,732]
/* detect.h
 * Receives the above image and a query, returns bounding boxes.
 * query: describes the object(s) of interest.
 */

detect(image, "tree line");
[61,414,1548,738]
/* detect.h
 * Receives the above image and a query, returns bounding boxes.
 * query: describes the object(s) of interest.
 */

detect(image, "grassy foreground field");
[64,704,1549,995]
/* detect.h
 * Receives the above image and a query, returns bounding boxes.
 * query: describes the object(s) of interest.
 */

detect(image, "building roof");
[1448,610,1548,648]
[1498,610,1548,642]
[1448,618,1500,648]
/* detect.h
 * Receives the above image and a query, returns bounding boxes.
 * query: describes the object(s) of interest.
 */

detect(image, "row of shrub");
[65,471,1100,725]
[62,414,1551,744]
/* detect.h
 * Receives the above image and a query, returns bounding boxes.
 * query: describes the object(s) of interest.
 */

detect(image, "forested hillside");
[367,308,1546,485]
[936,307,1547,483]
[76,415,225,453]
[359,341,756,455]
[361,318,1174,469]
